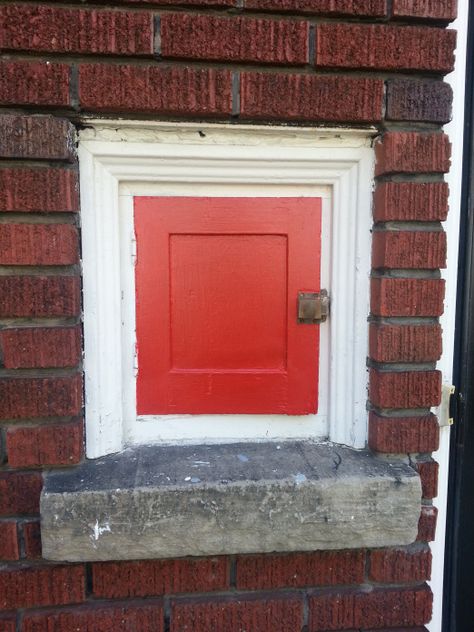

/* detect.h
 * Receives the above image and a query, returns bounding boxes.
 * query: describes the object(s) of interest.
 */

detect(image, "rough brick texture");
[369,413,440,453]
[371,278,445,317]
[369,323,442,363]
[22,521,42,559]
[0,168,79,213]
[373,182,449,222]
[161,14,308,65]
[392,0,457,21]
[171,596,303,632]
[0,472,43,516]
[372,230,447,269]
[317,24,455,72]
[0,375,83,421]
[375,132,451,175]
[241,73,383,122]
[244,0,387,16]
[417,460,439,499]
[369,547,432,582]
[309,586,433,630]
[0,617,15,632]
[418,506,438,542]
[0,276,80,318]
[0,327,81,369]
[79,65,232,116]
[0,565,85,610]
[92,558,229,598]
[0,61,70,108]
[0,224,79,266]
[0,115,75,161]
[369,369,442,409]
[6,419,84,468]
[0,522,19,561]
[0,5,153,56]
[387,80,453,123]
[22,602,164,632]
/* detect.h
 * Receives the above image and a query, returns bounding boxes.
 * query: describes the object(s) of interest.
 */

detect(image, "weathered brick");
[0,5,153,56]
[0,616,16,632]
[0,276,80,318]
[392,0,457,21]
[93,557,229,598]
[369,323,442,363]
[0,327,81,369]
[372,231,447,269]
[308,586,432,630]
[369,413,440,453]
[236,550,365,590]
[369,369,442,409]
[0,565,85,611]
[0,168,79,213]
[162,14,308,64]
[317,24,455,72]
[6,419,83,468]
[371,278,445,317]
[22,602,164,632]
[0,375,83,421]
[244,0,386,16]
[416,460,439,499]
[375,132,451,175]
[0,116,75,161]
[0,224,79,266]
[387,79,452,123]
[0,472,42,516]
[241,73,383,122]
[373,182,449,222]
[171,596,303,632]
[0,522,19,561]
[128,0,233,4]
[22,521,42,559]
[0,61,70,108]
[79,64,232,116]
[369,547,432,582]
[418,505,438,542]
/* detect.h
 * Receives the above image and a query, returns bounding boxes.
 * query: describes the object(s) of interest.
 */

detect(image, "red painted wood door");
[134,197,322,415]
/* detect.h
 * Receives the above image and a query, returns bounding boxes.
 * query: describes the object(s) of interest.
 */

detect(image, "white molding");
[79,122,374,457]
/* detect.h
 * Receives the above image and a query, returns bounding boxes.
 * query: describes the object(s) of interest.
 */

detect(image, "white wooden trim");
[79,122,374,457]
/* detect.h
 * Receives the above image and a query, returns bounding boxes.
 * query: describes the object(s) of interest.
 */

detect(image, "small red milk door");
[134,197,323,415]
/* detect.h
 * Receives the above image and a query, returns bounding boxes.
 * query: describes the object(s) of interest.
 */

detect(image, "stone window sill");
[40,442,421,562]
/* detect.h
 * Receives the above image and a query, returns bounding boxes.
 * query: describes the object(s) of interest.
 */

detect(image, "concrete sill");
[41,442,421,562]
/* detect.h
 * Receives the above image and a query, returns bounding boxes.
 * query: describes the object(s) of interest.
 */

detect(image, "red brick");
[369,369,442,409]
[366,628,429,632]
[241,73,383,122]
[244,0,386,16]
[387,79,452,123]
[0,168,79,213]
[0,327,81,369]
[317,24,455,72]
[369,413,440,453]
[0,224,78,266]
[93,557,229,598]
[371,278,445,317]
[22,521,42,559]
[0,472,43,516]
[129,0,233,4]
[369,323,442,363]
[0,116,75,162]
[393,0,457,21]
[375,132,451,176]
[161,14,308,65]
[171,596,303,632]
[22,602,164,632]
[0,616,15,632]
[418,505,438,542]
[0,375,83,421]
[369,547,432,582]
[373,182,449,222]
[0,565,84,611]
[416,460,439,499]
[6,419,83,468]
[0,5,153,56]
[0,276,80,318]
[0,61,70,108]
[308,586,432,630]
[79,64,232,116]
[0,522,19,561]
[372,231,447,270]
[236,550,365,590]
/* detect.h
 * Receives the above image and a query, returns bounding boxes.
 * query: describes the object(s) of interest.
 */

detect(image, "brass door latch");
[297,290,330,324]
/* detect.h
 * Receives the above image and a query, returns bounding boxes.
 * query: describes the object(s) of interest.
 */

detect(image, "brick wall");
[0,0,457,630]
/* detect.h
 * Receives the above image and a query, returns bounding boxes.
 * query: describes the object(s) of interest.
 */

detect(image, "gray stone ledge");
[41,442,421,562]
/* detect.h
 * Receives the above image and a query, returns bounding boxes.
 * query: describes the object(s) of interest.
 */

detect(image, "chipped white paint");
[91,520,111,541]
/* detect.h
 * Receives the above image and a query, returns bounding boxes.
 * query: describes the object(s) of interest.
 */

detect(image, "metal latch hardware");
[297,290,330,324]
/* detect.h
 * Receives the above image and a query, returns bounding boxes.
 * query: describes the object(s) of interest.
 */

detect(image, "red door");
[134,197,322,415]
